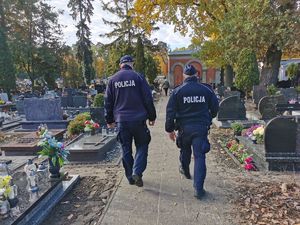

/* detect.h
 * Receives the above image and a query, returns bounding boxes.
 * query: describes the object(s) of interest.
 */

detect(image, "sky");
[47,0,192,50]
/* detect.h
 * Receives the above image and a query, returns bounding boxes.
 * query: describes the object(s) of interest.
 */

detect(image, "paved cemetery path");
[100,96,237,225]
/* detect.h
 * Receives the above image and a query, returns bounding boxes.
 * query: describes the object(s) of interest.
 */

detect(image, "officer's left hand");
[168,131,176,142]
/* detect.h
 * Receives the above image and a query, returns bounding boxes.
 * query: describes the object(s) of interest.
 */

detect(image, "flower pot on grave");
[48,157,60,179]
[91,129,96,135]
[234,131,242,136]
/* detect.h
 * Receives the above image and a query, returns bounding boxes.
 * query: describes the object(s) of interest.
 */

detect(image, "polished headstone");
[216,96,246,121]
[264,116,300,171]
[90,107,105,125]
[224,90,241,98]
[258,95,285,120]
[279,88,297,102]
[16,100,24,115]
[73,96,87,108]
[24,98,63,121]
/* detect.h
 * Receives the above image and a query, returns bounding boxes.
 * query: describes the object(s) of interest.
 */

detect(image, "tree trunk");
[260,44,282,86]
[220,67,224,86]
[224,65,233,88]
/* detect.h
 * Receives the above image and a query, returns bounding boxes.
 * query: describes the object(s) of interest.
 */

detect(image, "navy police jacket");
[105,65,156,124]
[165,76,219,132]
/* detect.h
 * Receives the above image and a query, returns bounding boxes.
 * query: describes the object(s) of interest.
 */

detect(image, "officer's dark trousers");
[117,121,151,181]
[179,124,209,192]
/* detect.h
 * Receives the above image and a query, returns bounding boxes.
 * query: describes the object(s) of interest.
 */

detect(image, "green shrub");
[93,93,105,107]
[67,112,91,136]
[267,84,278,96]
[286,63,299,79]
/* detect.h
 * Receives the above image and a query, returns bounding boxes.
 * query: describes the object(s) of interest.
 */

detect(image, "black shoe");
[179,166,191,179]
[194,189,206,200]
[128,178,135,185]
[132,174,143,187]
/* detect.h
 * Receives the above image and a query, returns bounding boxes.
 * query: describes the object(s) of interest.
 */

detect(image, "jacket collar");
[120,64,133,70]
[184,76,198,83]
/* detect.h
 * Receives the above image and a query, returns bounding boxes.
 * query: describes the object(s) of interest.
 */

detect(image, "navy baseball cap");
[183,64,197,76]
[120,55,134,64]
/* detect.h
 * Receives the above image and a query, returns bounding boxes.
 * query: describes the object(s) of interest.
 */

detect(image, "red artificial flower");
[84,120,91,125]
[226,142,232,149]
[93,123,100,129]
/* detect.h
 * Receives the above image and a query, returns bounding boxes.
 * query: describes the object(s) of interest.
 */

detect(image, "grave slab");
[2,172,79,225]
[66,133,117,162]
[1,130,65,156]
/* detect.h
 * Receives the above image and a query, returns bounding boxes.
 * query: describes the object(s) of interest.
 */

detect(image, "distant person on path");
[165,64,219,199]
[162,78,170,96]
[105,55,157,187]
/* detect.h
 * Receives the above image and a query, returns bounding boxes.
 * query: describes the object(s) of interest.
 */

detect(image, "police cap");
[183,64,197,76]
[120,55,134,64]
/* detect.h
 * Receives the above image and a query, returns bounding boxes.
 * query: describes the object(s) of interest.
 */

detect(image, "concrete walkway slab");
[100,97,237,225]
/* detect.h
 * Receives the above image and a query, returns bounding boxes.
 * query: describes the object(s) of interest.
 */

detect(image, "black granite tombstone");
[216,96,246,121]
[258,95,285,120]
[24,98,63,121]
[21,98,68,129]
[264,116,300,171]
[253,85,267,105]
[90,107,105,125]
[279,88,297,102]
[224,90,241,98]
[73,96,87,108]
[16,100,25,115]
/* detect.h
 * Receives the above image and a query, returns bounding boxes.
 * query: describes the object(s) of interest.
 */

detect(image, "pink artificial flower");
[244,163,255,171]
[245,157,253,164]
[289,99,297,104]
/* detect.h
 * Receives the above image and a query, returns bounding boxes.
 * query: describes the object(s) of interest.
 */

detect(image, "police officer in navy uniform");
[165,64,219,199]
[105,55,156,187]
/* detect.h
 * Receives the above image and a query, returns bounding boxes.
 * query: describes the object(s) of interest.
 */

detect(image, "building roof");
[168,49,198,56]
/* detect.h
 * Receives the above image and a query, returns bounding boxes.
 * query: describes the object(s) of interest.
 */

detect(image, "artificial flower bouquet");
[84,120,100,133]
[37,128,69,167]
[226,140,256,171]
[244,125,264,144]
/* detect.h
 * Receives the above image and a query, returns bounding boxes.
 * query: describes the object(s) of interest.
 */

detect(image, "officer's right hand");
[168,131,176,142]
[148,120,155,126]
[107,123,116,128]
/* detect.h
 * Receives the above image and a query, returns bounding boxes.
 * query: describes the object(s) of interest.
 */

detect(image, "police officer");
[105,55,156,187]
[165,64,219,199]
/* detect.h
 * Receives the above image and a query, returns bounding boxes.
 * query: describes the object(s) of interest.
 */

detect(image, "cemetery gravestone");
[24,98,63,121]
[16,100,24,115]
[21,98,68,130]
[216,86,227,98]
[90,107,105,125]
[216,96,246,121]
[73,96,87,108]
[253,85,267,105]
[258,95,285,120]
[264,116,300,171]
[279,88,297,102]
[224,90,241,98]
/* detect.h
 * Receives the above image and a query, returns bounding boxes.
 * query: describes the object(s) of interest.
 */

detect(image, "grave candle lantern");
[0,163,9,177]
[24,159,39,192]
